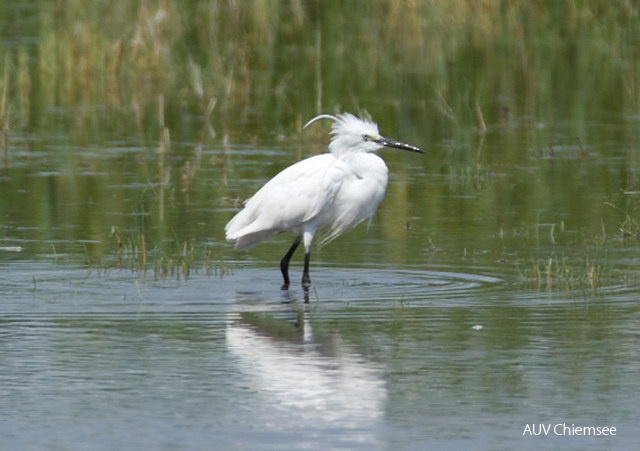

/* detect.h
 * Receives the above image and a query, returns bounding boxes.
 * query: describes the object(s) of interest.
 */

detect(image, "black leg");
[302,249,311,298]
[280,235,302,290]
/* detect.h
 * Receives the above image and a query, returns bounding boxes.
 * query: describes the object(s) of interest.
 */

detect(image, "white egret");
[225,112,424,294]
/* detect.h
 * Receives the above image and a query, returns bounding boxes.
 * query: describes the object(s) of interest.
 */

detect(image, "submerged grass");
[517,253,606,291]
[109,226,232,280]
[505,213,636,292]
[512,206,640,292]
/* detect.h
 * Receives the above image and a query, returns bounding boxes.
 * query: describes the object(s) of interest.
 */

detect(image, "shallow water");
[2,134,640,449]
[1,256,638,450]
[3,2,640,449]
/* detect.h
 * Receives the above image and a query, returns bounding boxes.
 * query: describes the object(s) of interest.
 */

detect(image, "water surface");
[2,2,640,450]
[1,255,638,450]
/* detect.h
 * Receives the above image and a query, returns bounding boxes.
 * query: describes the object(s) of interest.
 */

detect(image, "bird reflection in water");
[225,302,387,438]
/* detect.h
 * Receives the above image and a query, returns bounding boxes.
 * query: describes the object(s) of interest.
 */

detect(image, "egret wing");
[225,154,344,249]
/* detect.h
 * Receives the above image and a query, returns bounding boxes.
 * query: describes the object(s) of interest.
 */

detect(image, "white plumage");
[225,112,424,295]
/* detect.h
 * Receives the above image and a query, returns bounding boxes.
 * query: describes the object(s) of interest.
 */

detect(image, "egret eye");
[362,134,371,142]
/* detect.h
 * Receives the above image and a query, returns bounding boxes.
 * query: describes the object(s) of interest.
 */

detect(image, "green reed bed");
[0,0,638,142]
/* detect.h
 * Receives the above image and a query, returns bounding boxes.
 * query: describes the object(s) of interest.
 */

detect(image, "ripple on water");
[307,266,502,304]
[220,263,506,310]
[2,260,637,320]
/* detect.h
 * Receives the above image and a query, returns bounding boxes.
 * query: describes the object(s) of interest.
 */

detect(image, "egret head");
[305,112,425,156]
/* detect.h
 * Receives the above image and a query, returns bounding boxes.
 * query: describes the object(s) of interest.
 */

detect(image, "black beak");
[374,136,425,154]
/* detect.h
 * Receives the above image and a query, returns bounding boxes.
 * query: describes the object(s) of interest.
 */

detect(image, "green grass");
[1,1,639,141]
[517,253,604,291]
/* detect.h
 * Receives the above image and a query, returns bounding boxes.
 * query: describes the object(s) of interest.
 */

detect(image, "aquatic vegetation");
[110,226,148,272]
[0,0,638,143]
[518,253,605,291]
[109,226,232,280]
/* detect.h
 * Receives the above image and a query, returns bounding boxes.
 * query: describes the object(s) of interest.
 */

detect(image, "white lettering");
[523,424,551,436]
[550,423,617,436]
